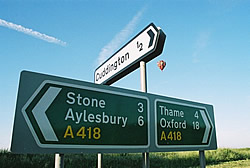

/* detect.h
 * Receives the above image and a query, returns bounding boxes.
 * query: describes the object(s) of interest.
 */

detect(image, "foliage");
[207,159,250,168]
[0,148,249,168]
[0,149,53,168]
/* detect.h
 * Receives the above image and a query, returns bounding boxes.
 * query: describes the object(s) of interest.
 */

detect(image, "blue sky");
[0,0,250,149]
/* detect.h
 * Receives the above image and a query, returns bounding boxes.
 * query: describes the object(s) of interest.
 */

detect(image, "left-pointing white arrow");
[32,86,62,142]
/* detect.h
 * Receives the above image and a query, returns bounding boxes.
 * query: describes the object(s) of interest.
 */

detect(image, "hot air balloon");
[157,60,166,71]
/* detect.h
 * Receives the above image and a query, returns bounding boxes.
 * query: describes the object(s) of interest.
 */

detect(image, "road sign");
[22,80,149,148]
[94,23,166,85]
[11,71,217,154]
[11,71,151,153]
[155,100,213,148]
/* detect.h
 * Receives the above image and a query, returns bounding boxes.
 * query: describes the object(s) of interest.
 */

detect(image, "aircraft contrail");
[97,8,145,66]
[0,18,66,46]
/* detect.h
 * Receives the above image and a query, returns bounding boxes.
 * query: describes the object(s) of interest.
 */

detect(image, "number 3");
[138,102,143,113]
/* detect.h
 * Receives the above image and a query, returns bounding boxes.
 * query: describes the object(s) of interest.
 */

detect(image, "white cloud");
[192,31,211,63]
[0,18,66,46]
[97,8,145,66]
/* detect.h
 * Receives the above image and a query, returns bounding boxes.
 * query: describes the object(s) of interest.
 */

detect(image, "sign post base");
[55,153,64,168]
[199,150,206,168]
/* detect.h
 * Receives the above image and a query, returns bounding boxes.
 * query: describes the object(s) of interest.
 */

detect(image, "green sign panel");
[22,80,149,148]
[11,71,217,153]
[155,99,213,148]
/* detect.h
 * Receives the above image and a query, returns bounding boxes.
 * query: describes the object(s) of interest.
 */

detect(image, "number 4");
[194,111,199,119]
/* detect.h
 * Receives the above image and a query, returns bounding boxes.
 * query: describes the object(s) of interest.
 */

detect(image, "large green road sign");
[22,80,149,148]
[11,71,151,153]
[155,100,213,148]
[11,71,217,154]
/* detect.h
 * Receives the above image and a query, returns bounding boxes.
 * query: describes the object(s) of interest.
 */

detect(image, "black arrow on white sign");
[147,29,155,48]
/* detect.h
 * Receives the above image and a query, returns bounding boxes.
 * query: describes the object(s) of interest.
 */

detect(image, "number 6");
[138,116,144,126]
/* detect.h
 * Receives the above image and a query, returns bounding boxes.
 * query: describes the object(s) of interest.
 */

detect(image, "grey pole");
[140,61,149,168]
[55,153,64,168]
[140,61,147,92]
[97,153,103,168]
[142,152,149,168]
[199,150,206,168]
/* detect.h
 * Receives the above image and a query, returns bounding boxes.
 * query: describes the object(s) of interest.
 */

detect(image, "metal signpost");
[55,154,64,168]
[140,61,149,168]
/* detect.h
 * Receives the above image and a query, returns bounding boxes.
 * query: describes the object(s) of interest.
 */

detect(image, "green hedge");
[0,148,249,168]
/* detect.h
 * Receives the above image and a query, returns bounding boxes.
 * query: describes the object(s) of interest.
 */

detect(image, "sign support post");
[140,61,149,168]
[98,153,103,168]
[55,153,64,168]
[199,151,206,168]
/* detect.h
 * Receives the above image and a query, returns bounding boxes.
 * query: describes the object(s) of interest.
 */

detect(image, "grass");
[0,148,249,168]
[207,159,250,168]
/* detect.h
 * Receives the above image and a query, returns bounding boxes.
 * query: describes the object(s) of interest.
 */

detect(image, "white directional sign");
[94,23,166,85]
